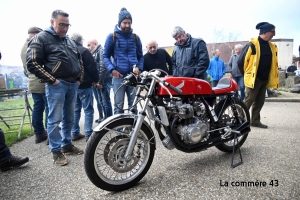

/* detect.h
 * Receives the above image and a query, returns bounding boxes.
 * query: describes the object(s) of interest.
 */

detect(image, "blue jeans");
[211,80,219,87]
[92,86,104,119]
[71,87,94,138]
[46,80,78,153]
[31,93,48,134]
[0,128,12,165]
[112,77,136,114]
[101,78,113,119]
[232,76,245,100]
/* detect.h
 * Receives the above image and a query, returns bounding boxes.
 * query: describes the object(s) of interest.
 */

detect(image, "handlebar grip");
[166,82,182,95]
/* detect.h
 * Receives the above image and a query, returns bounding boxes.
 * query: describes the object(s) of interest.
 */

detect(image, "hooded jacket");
[26,27,84,84]
[172,34,209,79]
[238,37,278,89]
[103,25,144,76]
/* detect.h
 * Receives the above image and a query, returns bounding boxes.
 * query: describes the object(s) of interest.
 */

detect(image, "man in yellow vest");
[238,22,278,128]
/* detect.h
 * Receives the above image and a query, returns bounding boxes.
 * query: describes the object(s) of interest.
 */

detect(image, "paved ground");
[1,92,300,199]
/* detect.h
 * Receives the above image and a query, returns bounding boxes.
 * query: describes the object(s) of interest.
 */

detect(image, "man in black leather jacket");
[26,9,84,166]
[171,26,209,80]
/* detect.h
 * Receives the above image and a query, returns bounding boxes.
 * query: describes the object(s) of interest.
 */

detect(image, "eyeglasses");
[269,30,275,34]
[58,23,71,28]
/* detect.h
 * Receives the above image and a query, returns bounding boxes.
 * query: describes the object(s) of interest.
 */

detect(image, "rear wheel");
[214,98,250,152]
[84,118,155,191]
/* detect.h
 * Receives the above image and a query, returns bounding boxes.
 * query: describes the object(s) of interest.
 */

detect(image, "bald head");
[146,40,158,54]
[87,39,98,52]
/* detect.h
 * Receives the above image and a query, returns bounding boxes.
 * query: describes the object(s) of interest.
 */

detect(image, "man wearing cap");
[26,10,84,166]
[103,7,143,114]
[21,26,48,144]
[238,22,278,128]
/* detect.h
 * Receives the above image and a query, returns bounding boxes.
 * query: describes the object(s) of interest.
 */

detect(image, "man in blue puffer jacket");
[103,7,143,114]
[206,49,226,87]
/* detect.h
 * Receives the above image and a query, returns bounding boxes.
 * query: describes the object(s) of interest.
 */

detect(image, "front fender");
[93,114,156,148]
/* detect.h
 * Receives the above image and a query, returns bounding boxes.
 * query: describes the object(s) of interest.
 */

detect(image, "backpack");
[112,31,142,59]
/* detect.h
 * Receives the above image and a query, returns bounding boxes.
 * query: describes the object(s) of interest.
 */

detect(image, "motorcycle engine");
[176,118,209,144]
[168,99,209,144]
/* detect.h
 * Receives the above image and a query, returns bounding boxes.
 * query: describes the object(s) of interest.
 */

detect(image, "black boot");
[0,156,29,172]
[35,132,48,144]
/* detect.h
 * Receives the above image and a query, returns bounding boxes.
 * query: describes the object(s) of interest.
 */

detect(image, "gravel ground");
[1,100,300,199]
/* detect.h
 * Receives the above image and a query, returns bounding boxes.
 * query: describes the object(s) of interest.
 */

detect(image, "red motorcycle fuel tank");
[157,77,212,96]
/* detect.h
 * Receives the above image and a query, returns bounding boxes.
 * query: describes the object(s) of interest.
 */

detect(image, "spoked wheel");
[214,98,250,152]
[84,118,155,191]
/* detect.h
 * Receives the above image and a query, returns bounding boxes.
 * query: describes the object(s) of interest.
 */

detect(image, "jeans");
[31,93,48,134]
[232,76,245,100]
[101,77,113,119]
[0,128,12,165]
[71,87,94,138]
[211,80,219,87]
[112,77,136,114]
[46,80,78,153]
[92,86,104,119]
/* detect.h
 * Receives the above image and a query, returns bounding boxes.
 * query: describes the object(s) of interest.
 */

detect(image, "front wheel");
[214,97,250,152]
[84,118,155,191]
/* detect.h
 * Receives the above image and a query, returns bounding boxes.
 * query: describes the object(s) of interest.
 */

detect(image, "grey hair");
[234,44,243,50]
[71,33,83,43]
[172,26,185,38]
[51,9,69,20]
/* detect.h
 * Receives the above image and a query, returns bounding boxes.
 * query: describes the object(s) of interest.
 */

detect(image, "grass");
[0,95,34,146]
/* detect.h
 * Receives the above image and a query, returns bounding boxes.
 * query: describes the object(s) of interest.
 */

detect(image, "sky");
[0,0,299,66]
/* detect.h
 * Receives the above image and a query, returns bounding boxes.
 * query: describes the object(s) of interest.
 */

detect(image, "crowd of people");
[0,7,279,171]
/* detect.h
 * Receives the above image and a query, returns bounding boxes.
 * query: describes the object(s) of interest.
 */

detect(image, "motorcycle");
[84,69,251,191]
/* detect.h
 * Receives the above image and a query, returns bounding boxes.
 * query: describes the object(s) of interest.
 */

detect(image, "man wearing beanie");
[238,22,278,128]
[103,7,143,114]
[21,26,48,144]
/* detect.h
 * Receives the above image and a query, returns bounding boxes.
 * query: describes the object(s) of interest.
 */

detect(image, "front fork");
[124,78,157,161]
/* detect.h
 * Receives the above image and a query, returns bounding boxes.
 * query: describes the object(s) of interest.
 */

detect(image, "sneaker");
[72,134,85,141]
[61,144,84,155]
[35,132,48,144]
[53,151,68,166]
[0,155,29,172]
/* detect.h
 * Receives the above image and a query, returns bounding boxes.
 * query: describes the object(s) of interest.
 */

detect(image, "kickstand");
[231,132,243,168]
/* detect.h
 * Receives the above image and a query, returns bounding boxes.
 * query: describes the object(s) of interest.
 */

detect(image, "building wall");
[272,39,294,70]
[160,38,294,68]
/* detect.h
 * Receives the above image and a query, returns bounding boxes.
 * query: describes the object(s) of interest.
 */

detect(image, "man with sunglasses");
[238,22,278,129]
[26,10,84,166]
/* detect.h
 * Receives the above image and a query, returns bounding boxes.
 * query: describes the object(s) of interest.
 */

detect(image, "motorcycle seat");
[212,77,238,95]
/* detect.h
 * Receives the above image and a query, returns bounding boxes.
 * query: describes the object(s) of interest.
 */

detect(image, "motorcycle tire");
[214,98,250,152]
[84,118,155,191]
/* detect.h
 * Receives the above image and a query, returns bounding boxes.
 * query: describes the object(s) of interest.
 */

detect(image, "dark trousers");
[244,78,267,124]
[0,128,12,165]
